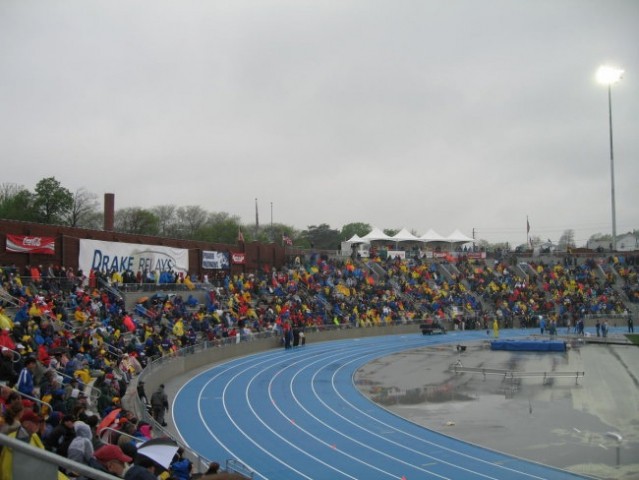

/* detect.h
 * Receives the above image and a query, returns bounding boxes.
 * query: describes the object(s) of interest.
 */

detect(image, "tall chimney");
[104,193,115,231]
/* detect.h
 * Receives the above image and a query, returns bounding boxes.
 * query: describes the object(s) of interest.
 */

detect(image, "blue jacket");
[17,367,34,396]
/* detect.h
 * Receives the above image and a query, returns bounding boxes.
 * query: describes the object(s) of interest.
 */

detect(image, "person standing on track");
[150,384,168,427]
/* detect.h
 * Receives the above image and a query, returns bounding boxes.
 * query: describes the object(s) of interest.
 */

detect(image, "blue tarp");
[491,339,566,352]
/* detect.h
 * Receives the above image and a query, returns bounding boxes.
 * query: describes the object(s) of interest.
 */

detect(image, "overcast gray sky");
[1,0,637,248]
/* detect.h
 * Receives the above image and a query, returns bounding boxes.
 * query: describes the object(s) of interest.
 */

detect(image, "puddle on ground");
[355,344,639,480]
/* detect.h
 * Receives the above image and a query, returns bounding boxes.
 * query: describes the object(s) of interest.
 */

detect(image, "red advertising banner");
[231,252,246,264]
[5,234,55,255]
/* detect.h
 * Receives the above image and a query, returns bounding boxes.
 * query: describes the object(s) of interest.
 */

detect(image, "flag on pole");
[526,217,530,234]
[255,198,259,237]
[282,235,293,246]
[238,227,245,243]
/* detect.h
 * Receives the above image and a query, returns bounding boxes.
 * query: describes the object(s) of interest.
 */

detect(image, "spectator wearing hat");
[0,409,45,478]
[94,444,132,478]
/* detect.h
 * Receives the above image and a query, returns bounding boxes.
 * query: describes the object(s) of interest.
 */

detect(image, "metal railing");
[99,425,144,445]
[1,345,22,363]
[0,286,21,308]
[12,389,53,414]
[54,368,103,404]
[452,360,585,385]
[225,459,254,478]
[0,432,120,480]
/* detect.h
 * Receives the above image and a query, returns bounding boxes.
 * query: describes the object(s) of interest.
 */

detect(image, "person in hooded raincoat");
[67,420,95,468]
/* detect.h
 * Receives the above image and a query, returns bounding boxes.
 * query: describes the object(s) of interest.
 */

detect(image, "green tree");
[193,212,243,243]
[33,177,73,224]
[114,207,160,235]
[301,224,341,250]
[257,222,298,244]
[340,222,371,241]
[0,183,37,221]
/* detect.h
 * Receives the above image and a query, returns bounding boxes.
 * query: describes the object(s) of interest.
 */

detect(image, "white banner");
[79,239,189,275]
[202,251,230,270]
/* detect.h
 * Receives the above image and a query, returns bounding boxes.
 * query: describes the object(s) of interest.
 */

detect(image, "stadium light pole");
[596,65,624,252]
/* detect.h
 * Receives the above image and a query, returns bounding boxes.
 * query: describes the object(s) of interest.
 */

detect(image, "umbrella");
[136,438,179,470]
[97,407,122,435]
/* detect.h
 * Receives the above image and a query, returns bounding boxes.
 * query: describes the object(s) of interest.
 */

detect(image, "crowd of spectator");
[0,251,636,478]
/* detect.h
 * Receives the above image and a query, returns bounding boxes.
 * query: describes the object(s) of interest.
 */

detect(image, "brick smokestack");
[104,193,115,231]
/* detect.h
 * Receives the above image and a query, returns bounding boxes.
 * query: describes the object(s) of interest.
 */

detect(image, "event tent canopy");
[360,227,393,242]
[419,229,447,242]
[446,229,475,243]
[345,228,475,248]
[345,234,368,244]
[391,228,420,242]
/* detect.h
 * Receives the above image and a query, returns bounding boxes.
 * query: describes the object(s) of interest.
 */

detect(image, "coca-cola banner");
[6,234,56,255]
[231,252,246,265]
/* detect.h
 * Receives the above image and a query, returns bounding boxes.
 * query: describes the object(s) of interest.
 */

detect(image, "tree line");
[0,178,375,250]
[1,178,633,251]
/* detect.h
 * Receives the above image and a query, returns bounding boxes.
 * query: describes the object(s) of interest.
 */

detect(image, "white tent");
[419,229,447,242]
[345,234,368,244]
[391,228,420,242]
[341,233,370,257]
[446,229,475,244]
[361,227,393,242]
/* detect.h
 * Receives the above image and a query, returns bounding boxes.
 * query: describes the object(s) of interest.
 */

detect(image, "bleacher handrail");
[0,432,121,480]
[1,345,22,363]
[53,368,102,401]
[13,389,53,414]
[0,285,21,308]
[98,425,143,444]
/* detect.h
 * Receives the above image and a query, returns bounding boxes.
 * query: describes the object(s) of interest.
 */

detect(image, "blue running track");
[173,329,591,479]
